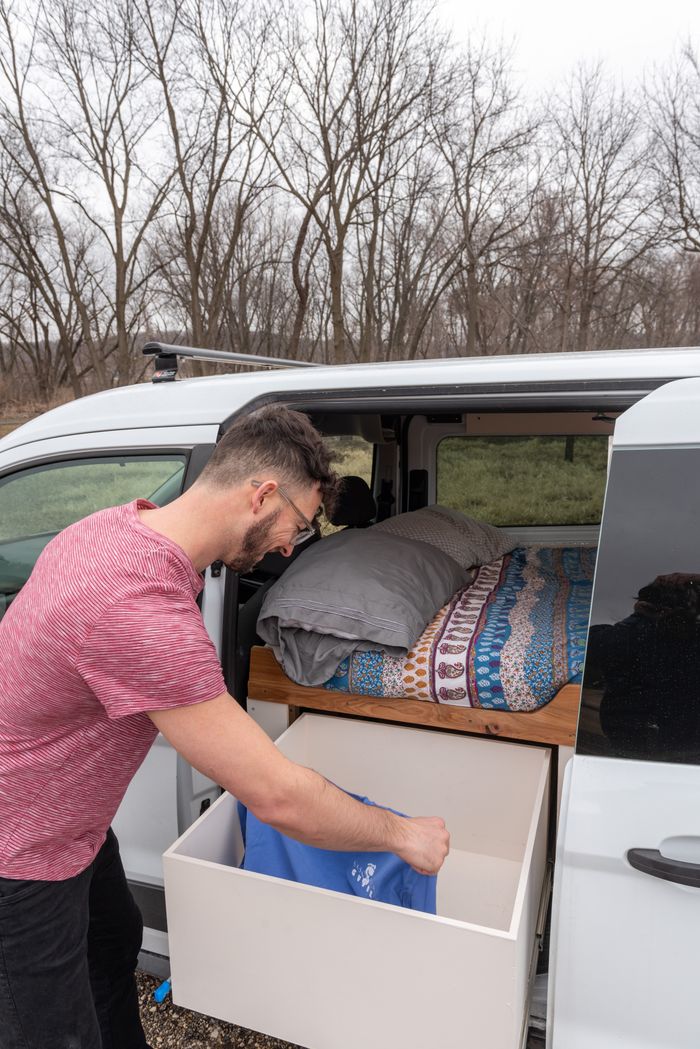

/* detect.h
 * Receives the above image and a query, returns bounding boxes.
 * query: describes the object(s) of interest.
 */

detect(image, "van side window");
[437,435,609,525]
[321,436,375,531]
[0,455,186,620]
[578,447,700,764]
[323,436,374,487]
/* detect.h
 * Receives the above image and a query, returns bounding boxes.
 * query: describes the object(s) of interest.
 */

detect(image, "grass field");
[0,425,608,543]
[438,436,608,526]
[323,434,608,527]
[324,435,374,484]
[0,458,185,541]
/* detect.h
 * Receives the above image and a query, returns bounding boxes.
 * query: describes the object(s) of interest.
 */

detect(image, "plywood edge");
[248,647,579,747]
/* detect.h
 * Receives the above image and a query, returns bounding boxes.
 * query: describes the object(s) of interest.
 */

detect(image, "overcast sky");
[439,0,698,93]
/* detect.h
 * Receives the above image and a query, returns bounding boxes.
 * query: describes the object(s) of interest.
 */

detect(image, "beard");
[224,508,284,574]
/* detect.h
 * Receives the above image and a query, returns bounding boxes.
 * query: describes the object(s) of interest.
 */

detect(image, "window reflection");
[577,446,700,764]
[583,574,700,760]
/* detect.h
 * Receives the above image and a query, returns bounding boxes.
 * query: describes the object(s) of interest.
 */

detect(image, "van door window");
[578,447,700,764]
[437,435,609,525]
[321,436,375,531]
[0,455,186,620]
[323,436,374,487]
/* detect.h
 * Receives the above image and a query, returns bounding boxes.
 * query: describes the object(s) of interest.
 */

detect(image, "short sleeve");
[75,589,227,718]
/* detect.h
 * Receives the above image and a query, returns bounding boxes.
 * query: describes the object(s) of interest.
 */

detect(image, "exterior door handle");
[627,848,700,888]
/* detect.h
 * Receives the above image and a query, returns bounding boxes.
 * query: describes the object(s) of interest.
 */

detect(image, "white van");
[2,346,699,1049]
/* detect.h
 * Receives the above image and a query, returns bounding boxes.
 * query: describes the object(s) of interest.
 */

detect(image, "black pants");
[0,829,151,1049]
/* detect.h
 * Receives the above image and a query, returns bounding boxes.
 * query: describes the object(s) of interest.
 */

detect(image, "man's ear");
[251,479,278,514]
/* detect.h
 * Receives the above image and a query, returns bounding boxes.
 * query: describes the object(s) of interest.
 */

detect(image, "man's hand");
[393,816,450,875]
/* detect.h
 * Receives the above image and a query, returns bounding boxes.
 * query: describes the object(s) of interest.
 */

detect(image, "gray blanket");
[257,528,470,686]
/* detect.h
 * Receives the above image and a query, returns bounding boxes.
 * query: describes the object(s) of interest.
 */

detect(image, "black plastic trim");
[627,848,700,888]
[183,443,215,490]
[0,447,193,484]
[0,423,212,459]
[216,377,674,436]
[129,880,168,931]
[221,566,240,704]
[400,416,413,512]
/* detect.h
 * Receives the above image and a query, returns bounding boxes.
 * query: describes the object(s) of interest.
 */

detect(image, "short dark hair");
[198,404,339,508]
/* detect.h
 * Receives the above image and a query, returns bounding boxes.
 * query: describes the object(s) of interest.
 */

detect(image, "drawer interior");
[171,714,550,935]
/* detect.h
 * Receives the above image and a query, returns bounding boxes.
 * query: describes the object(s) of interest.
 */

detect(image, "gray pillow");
[257,527,470,686]
[372,505,515,568]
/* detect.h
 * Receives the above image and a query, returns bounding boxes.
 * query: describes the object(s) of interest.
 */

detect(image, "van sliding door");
[549,377,700,1049]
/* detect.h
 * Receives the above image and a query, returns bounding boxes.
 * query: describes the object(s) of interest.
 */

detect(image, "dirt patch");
[137,971,304,1049]
[137,970,544,1048]
[0,417,31,438]
[0,393,72,437]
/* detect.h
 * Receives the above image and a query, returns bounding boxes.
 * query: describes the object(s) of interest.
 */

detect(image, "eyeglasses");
[251,480,317,546]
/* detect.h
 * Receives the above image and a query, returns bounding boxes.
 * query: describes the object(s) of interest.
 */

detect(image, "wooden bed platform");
[248,646,579,747]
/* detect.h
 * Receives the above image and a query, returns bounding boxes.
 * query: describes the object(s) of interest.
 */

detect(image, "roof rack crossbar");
[142,341,318,371]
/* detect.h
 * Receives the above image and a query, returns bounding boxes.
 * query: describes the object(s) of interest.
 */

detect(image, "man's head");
[196,404,339,572]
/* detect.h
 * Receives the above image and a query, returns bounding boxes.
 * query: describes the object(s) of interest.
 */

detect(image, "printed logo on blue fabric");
[351,860,377,899]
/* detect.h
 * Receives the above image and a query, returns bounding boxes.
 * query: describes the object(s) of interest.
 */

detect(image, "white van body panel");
[112,733,179,886]
[613,375,700,447]
[549,757,700,1049]
[549,378,700,1048]
[4,346,700,455]
[0,426,218,471]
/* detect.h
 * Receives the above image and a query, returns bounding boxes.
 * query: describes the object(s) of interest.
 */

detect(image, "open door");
[549,377,700,1049]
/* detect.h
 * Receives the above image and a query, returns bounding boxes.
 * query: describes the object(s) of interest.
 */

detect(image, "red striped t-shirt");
[0,500,226,880]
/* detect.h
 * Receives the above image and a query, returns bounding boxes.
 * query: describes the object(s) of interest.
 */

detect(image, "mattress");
[322,546,596,712]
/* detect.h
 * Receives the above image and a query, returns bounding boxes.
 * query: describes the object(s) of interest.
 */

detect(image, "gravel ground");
[137,971,544,1048]
[137,972,304,1049]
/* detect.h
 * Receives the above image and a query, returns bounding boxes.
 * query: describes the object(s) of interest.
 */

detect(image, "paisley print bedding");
[322,546,595,711]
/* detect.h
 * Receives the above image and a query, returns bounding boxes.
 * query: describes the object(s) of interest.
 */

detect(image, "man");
[0,405,449,1049]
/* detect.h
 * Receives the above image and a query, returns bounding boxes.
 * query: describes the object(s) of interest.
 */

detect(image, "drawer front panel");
[164,716,550,1049]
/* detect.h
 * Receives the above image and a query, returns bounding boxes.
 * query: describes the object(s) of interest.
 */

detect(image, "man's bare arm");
[148,693,449,875]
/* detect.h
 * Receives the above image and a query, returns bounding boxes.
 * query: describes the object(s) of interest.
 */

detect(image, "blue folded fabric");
[238,793,436,914]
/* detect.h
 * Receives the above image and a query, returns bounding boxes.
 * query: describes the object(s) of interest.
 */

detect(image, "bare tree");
[488,188,564,355]
[248,0,450,363]
[346,134,463,361]
[436,40,539,356]
[40,0,175,383]
[647,44,700,253]
[0,0,172,389]
[2,0,699,400]
[0,267,65,400]
[0,2,106,388]
[630,251,700,346]
[547,65,661,353]
[138,0,276,363]
[0,145,93,397]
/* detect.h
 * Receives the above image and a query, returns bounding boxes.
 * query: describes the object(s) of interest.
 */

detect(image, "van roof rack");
[143,341,319,383]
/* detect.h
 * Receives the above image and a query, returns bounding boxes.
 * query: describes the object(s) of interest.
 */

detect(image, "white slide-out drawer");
[163,714,551,1049]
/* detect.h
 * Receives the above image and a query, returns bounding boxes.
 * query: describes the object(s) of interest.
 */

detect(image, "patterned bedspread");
[323,547,596,711]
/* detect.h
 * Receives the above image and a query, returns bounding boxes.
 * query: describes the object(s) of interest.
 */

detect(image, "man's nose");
[277,542,294,558]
